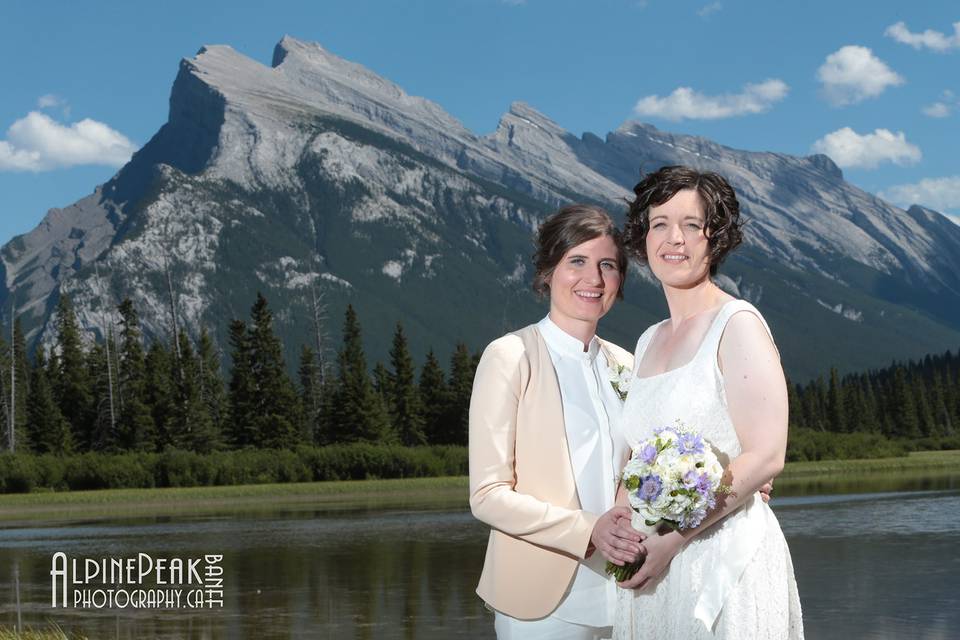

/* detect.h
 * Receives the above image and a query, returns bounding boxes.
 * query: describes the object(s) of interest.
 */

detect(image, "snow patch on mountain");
[817,299,864,322]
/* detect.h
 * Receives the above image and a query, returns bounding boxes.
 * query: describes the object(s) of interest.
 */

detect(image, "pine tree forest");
[2,292,959,468]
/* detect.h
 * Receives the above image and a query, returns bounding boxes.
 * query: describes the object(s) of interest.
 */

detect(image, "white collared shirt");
[537,315,626,627]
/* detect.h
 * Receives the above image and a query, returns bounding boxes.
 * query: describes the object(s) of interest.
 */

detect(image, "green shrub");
[0,444,466,493]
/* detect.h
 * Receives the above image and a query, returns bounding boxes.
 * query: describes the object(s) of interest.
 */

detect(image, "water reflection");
[0,477,958,639]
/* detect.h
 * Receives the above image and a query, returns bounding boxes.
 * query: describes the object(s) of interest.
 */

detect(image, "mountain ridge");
[2,36,959,382]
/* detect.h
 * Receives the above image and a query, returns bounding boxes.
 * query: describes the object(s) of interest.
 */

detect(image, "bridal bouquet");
[606,420,728,581]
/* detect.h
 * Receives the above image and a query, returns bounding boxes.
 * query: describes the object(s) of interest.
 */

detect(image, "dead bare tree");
[8,299,14,453]
[163,251,184,380]
[310,282,331,390]
[94,262,116,440]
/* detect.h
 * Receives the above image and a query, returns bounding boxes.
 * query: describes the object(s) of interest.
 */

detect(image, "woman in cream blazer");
[469,205,643,639]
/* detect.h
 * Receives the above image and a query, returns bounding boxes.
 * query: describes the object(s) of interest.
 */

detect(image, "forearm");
[470,483,598,557]
[677,449,783,543]
[468,336,597,558]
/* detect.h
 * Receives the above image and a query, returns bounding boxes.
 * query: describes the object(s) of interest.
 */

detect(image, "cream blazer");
[468,323,634,620]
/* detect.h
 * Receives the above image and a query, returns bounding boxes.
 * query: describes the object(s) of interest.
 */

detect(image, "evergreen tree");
[805,376,828,432]
[444,342,475,446]
[144,341,174,450]
[940,368,957,435]
[298,345,321,443]
[169,331,218,452]
[373,362,391,398]
[929,370,950,437]
[227,319,256,447]
[87,341,120,450]
[247,293,301,449]
[841,376,866,433]
[25,346,72,454]
[387,323,426,446]
[329,305,393,443]
[827,367,847,432]
[419,349,449,445]
[117,299,156,451]
[6,319,29,451]
[785,376,804,430]
[53,294,94,449]
[891,367,921,438]
[0,331,11,450]
[854,376,878,434]
[912,371,936,438]
[197,326,227,445]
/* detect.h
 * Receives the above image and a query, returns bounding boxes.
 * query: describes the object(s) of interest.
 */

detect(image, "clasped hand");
[616,527,685,589]
[589,506,644,565]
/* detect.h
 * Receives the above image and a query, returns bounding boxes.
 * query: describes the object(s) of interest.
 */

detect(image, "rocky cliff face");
[3,36,959,380]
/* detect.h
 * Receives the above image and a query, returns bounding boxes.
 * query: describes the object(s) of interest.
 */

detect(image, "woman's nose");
[586,264,604,284]
[668,224,684,244]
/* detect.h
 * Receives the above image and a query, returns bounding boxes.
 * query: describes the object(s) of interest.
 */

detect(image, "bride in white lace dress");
[613,166,803,639]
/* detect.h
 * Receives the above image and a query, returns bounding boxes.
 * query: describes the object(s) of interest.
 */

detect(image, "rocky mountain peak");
[806,153,843,182]
[3,36,959,382]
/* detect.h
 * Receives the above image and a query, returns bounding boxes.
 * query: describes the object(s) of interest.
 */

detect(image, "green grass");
[1,451,956,524]
[778,449,960,478]
[0,475,469,523]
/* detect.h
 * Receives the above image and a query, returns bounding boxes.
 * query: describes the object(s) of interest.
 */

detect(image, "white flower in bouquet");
[607,420,730,582]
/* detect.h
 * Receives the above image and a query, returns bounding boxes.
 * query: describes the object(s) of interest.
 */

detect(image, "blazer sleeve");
[468,335,598,559]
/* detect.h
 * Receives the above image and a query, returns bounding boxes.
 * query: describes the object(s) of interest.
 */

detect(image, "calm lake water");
[1,475,959,639]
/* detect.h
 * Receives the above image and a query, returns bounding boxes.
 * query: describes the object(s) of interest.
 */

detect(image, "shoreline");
[1,450,956,524]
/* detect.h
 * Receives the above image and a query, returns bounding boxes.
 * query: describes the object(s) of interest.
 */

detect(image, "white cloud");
[922,102,951,117]
[922,90,957,117]
[816,45,904,106]
[885,21,960,52]
[879,176,960,216]
[697,2,722,18]
[36,94,71,118]
[633,79,788,121]
[0,111,137,172]
[811,127,921,169]
[37,94,62,109]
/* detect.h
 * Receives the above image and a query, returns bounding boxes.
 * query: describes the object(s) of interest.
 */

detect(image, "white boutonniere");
[609,363,631,401]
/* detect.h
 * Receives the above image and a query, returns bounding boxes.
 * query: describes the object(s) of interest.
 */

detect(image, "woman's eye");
[652,223,666,229]
[570,257,585,265]
[687,223,702,230]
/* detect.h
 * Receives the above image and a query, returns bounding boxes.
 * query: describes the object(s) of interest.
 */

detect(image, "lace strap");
[631,321,666,375]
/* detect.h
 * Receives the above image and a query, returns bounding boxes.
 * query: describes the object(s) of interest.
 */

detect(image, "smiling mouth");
[661,254,688,263]
[575,291,602,299]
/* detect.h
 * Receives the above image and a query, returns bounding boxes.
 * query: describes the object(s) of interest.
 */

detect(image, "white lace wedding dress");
[614,300,804,639]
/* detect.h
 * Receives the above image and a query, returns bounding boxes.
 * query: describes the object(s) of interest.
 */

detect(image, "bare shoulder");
[719,308,780,363]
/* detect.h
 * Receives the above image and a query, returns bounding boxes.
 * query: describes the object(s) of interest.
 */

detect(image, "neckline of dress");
[633,299,739,381]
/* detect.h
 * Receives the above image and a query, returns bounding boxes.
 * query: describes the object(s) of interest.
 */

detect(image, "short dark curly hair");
[532,204,627,299]
[623,165,743,276]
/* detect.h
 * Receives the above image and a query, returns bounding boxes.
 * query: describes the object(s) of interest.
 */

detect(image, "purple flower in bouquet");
[677,432,705,455]
[637,474,663,502]
[639,443,658,465]
[695,472,712,496]
[683,506,709,529]
[682,470,700,489]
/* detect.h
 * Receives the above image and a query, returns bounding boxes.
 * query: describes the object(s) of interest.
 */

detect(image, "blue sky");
[2,0,958,246]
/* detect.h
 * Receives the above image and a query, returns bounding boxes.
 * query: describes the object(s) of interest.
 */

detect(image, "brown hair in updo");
[532,204,627,299]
